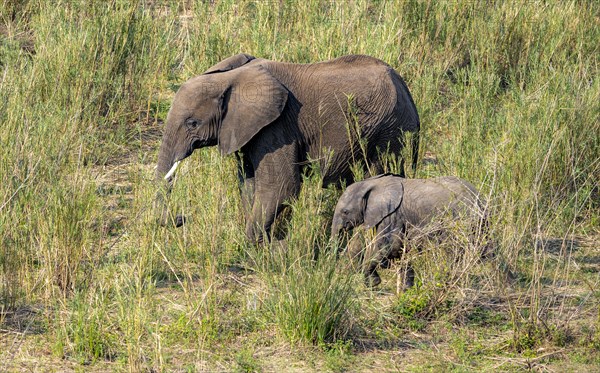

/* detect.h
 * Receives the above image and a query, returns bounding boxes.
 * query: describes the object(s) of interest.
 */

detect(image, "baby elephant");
[331,174,490,288]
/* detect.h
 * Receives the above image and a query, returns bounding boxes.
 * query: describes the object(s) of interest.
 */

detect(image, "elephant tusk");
[164,161,181,180]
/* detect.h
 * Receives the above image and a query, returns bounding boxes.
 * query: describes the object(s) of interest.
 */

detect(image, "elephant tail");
[387,68,420,177]
[410,126,420,177]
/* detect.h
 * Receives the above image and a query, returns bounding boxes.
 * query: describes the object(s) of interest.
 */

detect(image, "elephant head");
[331,174,405,238]
[154,54,288,226]
[155,53,289,183]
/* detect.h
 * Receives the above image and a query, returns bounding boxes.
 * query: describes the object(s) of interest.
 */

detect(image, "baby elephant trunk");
[330,217,347,242]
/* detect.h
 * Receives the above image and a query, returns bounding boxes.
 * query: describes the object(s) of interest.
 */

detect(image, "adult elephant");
[155,53,420,243]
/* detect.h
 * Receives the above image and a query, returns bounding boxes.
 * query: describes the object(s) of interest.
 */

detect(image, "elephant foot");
[403,275,414,290]
[158,214,187,227]
[364,270,381,288]
[175,214,186,227]
[380,257,391,269]
[398,267,415,291]
[480,241,496,260]
[270,239,288,255]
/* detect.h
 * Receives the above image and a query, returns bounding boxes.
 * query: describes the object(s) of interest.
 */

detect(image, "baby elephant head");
[331,175,405,238]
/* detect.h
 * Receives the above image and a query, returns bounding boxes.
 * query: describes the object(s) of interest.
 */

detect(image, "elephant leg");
[387,230,415,291]
[369,135,406,177]
[364,224,406,288]
[380,256,391,269]
[240,177,255,217]
[155,185,186,227]
[361,231,393,288]
[346,234,365,271]
[403,265,415,289]
[236,152,255,216]
[246,142,300,244]
[368,157,386,178]
[364,263,382,288]
[343,233,381,287]
[396,262,415,293]
[397,158,406,178]
[246,195,276,244]
[342,232,379,287]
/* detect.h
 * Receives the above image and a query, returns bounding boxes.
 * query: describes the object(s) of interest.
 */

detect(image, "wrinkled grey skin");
[156,53,420,243]
[331,174,489,288]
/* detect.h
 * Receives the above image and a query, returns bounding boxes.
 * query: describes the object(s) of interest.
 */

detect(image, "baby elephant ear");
[218,65,288,155]
[363,178,404,229]
[203,53,256,75]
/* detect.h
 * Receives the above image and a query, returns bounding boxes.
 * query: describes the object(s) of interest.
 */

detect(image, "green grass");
[1,0,599,371]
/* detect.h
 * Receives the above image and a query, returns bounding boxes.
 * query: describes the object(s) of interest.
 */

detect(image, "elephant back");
[399,176,485,228]
[262,56,418,185]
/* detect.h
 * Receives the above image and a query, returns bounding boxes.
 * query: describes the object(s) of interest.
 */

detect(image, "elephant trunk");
[330,220,343,242]
[155,135,179,182]
[330,222,344,255]
[154,138,181,226]
[411,129,420,176]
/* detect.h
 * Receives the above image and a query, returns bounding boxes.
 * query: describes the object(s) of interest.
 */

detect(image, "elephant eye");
[342,209,349,215]
[185,118,199,128]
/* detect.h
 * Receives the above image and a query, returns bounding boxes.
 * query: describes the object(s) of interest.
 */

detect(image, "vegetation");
[1,0,598,371]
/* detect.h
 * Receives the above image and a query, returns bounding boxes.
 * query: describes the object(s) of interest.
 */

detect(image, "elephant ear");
[363,177,404,229]
[203,53,256,75]
[218,65,288,155]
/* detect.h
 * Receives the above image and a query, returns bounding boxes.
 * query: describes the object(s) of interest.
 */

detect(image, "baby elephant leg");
[364,261,382,288]
[396,264,415,293]
[391,237,415,292]
[346,234,382,287]
[362,233,394,288]
[404,265,415,289]
[346,235,364,271]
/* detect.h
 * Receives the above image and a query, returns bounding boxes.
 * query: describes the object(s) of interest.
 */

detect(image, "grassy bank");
[1,0,598,371]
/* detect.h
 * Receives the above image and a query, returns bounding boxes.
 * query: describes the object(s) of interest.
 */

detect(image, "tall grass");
[1,0,598,370]
[249,169,358,345]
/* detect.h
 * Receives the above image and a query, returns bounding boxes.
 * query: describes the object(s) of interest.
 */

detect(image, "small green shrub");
[54,292,118,362]
[393,285,430,331]
[324,340,355,372]
[234,346,261,373]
